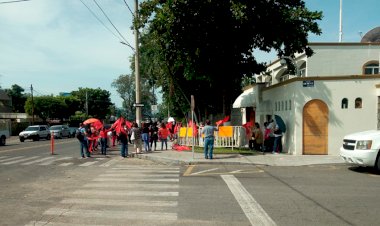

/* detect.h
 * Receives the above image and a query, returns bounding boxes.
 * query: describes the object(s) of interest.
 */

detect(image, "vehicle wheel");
[375,152,380,172]
[20,137,25,142]
[0,136,6,146]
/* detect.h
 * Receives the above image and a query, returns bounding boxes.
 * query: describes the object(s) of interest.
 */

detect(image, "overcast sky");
[1,0,379,107]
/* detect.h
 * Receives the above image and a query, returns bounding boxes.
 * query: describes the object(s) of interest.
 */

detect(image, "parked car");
[69,127,78,138]
[340,130,380,171]
[19,125,51,142]
[49,125,71,139]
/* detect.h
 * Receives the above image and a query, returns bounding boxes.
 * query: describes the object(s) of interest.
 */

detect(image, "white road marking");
[229,170,243,174]
[190,167,219,175]
[1,156,39,165]
[43,208,177,221]
[39,156,73,165]
[0,156,24,163]
[79,161,98,166]
[21,156,55,165]
[59,162,73,166]
[83,183,179,189]
[99,159,119,167]
[93,178,179,182]
[26,221,109,226]
[61,198,178,207]
[221,175,277,226]
[72,190,178,197]
[98,173,179,178]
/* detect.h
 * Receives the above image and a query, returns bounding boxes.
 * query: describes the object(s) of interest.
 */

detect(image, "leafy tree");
[24,96,67,121]
[71,88,112,119]
[56,96,81,120]
[112,74,136,119]
[112,72,156,121]
[138,0,322,119]
[5,84,27,113]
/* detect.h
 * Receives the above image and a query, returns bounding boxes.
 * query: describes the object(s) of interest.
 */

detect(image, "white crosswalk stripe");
[0,156,24,163]
[26,165,181,225]
[39,156,73,165]
[0,155,118,167]
[21,156,55,165]
[1,156,39,165]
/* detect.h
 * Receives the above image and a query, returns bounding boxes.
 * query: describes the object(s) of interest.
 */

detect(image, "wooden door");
[303,99,328,155]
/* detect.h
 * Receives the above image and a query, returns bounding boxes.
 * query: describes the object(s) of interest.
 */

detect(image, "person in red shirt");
[158,122,169,150]
[99,127,111,155]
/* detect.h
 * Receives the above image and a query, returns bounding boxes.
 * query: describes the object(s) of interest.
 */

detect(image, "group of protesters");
[77,118,177,159]
[247,119,283,154]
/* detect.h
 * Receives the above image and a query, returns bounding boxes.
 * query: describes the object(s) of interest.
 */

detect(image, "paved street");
[1,138,380,225]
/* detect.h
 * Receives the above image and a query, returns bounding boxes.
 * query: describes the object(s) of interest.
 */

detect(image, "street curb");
[137,154,267,166]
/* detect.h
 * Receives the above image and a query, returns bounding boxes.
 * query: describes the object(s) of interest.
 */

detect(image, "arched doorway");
[303,99,328,155]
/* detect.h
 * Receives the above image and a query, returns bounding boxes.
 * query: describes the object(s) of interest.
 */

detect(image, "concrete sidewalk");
[133,143,346,166]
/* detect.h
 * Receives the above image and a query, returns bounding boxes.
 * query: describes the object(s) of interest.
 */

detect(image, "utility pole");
[30,84,34,125]
[134,0,142,126]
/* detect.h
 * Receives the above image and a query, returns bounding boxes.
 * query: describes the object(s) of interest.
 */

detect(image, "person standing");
[158,122,169,150]
[141,123,151,152]
[118,122,129,158]
[252,122,263,151]
[131,122,143,154]
[149,122,159,151]
[99,127,110,155]
[272,123,283,154]
[201,119,219,159]
[111,129,117,147]
[78,123,91,158]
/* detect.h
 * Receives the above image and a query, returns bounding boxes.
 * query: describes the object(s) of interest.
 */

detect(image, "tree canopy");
[71,88,113,119]
[137,0,322,119]
[5,84,27,113]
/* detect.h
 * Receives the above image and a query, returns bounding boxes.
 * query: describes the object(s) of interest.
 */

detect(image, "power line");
[123,0,134,16]
[0,0,31,4]
[92,0,134,50]
[79,0,123,43]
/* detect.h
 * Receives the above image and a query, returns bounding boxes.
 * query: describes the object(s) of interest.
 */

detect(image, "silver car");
[49,125,71,139]
[19,125,51,142]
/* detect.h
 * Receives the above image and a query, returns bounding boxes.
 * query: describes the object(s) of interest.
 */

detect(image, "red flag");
[174,122,182,134]
[216,115,230,126]
[112,117,131,134]
[242,121,253,136]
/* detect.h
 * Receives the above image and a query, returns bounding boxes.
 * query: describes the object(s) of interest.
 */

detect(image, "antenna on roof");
[358,31,363,39]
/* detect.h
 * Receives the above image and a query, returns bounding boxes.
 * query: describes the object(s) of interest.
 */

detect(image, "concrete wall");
[308,45,380,76]
[259,77,380,156]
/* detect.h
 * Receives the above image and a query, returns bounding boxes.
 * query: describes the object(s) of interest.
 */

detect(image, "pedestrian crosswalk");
[0,155,118,167]
[25,165,181,225]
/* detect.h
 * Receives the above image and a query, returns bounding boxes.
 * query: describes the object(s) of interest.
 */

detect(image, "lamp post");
[280,56,300,77]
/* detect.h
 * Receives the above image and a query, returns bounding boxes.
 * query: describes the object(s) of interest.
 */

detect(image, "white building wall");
[260,77,380,155]
[308,45,380,76]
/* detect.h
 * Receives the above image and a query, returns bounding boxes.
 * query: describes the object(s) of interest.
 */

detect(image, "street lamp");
[280,56,300,77]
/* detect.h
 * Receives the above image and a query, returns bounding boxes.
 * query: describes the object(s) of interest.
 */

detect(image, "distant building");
[233,26,380,155]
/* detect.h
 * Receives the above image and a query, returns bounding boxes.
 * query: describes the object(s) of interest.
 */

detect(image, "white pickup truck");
[0,119,11,146]
[340,130,380,171]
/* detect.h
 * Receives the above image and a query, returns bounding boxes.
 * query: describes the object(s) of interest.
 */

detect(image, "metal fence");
[177,126,248,148]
